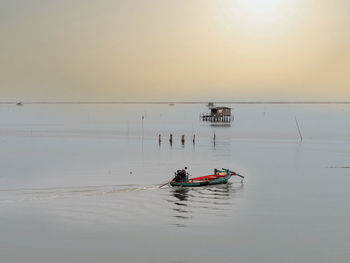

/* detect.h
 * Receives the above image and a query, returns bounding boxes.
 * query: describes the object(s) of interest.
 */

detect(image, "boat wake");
[0,182,244,228]
[0,184,159,204]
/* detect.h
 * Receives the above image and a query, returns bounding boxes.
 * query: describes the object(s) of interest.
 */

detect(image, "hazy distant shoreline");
[1,101,350,105]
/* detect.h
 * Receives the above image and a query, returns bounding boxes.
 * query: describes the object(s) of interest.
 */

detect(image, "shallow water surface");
[0,104,350,262]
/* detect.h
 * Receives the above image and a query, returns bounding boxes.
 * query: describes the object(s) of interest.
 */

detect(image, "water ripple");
[0,183,244,228]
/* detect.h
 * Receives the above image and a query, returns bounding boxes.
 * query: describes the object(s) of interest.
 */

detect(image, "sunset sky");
[1,0,350,101]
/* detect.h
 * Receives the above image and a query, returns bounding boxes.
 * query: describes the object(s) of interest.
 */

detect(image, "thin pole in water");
[213,132,216,149]
[295,116,303,142]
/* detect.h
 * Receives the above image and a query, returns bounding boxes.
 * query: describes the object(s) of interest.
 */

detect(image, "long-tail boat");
[169,168,244,187]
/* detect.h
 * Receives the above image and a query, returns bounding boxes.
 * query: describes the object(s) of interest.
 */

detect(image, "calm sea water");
[0,104,350,262]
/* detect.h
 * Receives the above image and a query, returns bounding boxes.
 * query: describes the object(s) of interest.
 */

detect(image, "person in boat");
[184,167,189,182]
[173,170,183,182]
[173,167,189,183]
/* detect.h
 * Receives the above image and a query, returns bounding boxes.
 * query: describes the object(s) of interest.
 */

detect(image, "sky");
[1,0,350,101]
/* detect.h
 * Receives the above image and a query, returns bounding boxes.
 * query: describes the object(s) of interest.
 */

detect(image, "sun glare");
[218,0,302,37]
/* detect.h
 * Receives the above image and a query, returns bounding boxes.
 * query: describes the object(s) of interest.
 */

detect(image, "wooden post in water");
[295,116,303,142]
[159,134,161,144]
[192,134,195,144]
[141,115,144,138]
[169,134,173,146]
[181,135,185,145]
[213,132,216,149]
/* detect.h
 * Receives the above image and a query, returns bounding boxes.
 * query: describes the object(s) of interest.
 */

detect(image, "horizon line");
[1,101,350,105]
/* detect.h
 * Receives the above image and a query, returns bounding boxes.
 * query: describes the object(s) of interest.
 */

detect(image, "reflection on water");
[173,188,190,202]
[166,183,244,227]
[210,123,232,128]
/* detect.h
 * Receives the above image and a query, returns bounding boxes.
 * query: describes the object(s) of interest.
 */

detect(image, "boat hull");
[170,175,231,187]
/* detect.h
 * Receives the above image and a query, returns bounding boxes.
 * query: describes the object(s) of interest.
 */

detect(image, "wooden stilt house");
[201,106,233,122]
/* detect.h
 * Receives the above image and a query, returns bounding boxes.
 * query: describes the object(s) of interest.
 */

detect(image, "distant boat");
[169,103,175,106]
[16,102,23,106]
